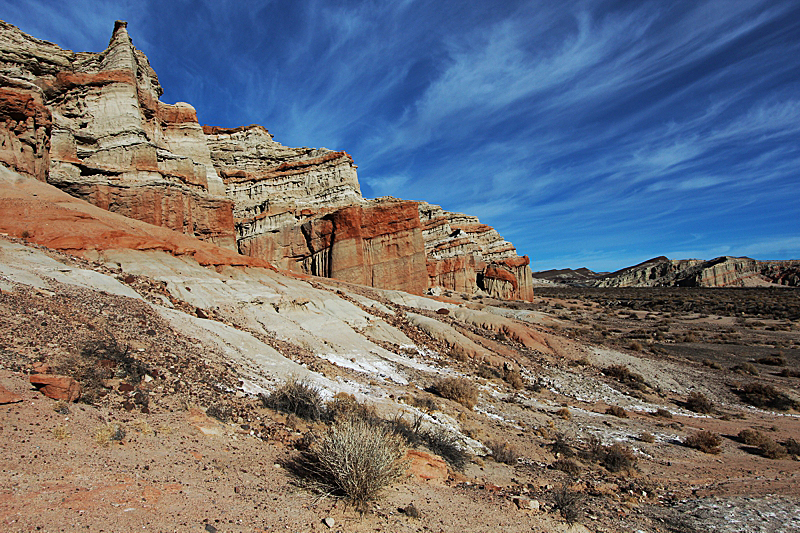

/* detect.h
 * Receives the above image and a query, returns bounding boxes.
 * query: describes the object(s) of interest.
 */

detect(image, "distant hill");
[533,256,800,287]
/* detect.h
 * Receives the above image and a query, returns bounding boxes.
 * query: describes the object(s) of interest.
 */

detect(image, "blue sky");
[3,0,800,271]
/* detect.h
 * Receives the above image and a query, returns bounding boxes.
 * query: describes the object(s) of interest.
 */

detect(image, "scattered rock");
[513,496,540,511]
[323,517,335,528]
[0,384,22,404]
[28,374,80,402]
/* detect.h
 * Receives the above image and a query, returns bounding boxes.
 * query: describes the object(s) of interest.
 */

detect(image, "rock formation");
[0,21,533,299]
[536,256,800,288]
[0,20,235,248]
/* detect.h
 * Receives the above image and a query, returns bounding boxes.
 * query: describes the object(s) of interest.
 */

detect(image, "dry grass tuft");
[601,443,637,473]
[639,432,655,443]
[293,416,407,509]
[262,377,327,420]
[92,423,125,447]
[552,483,583,526]
[652,407,673,418]
[51,425,71,440]
[552,458,581,477]
[487,440,520,465]
[684,430,722,454]
[433,377,479,409]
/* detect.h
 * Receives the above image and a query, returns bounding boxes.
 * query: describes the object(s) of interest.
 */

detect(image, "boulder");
[29,374,81,402]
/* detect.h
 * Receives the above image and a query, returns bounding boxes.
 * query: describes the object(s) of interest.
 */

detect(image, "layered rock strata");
[556,256,800,288]
[0,20,235,248]
[419,202,533,300]
[0,21,534,299]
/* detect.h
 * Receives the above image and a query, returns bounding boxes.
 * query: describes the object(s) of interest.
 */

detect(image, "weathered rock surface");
[0,21,533,299]
[419,202,533,300]
[564,256,800,288]
[29,373,81,401]
[0,20,235,248]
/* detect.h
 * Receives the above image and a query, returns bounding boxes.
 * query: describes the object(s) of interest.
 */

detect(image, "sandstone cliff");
[0,20,235,248]
[0,21,533,299]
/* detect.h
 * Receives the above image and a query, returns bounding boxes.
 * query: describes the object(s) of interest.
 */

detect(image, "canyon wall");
[0,21,534,299]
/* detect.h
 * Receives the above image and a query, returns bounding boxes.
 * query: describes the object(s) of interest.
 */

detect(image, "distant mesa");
[534,256,800,288]
[0,21,533,300]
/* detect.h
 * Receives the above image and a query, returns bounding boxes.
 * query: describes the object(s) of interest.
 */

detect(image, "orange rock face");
[0,87,51,182]
[29,374,81,402]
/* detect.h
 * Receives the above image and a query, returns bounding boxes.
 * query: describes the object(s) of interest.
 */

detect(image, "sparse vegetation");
[293,416,407,509]
[603,364,647,390]
[757,355,786,366]
[555,407,572,420]
[684,430,722,454]
[685,391,715,414]
[734,382,798,411]
[501,367,524,389]
[433,377,479,409]
[601,443,637,472]
[262,377,327,421]
[51,425,71,440]
[552,483,583,526]
[652,407,673,418]
[605,405,628,418]
[487,440,520,465]
[732,363,759,376]
[92,423,125,447]
[552,458,581,477]
[639,432,655,443]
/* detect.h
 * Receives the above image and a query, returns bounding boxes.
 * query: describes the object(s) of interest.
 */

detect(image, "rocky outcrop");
[0,21,534,299]
[553,256,800,288]
[0,20,235,248]
[419,202,533,300]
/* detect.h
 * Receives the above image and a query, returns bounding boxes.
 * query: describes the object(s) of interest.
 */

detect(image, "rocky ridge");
[535,256,800,288]
[0,20,533,300]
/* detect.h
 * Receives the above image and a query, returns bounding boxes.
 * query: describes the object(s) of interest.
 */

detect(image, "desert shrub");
[411,394,440,412]
[556,407,572,420]
[328,392,378,423]
[603,364,647,389]
[738,428,769,446]
[684,430,722,454]
[262,377,327,421]
[551,433,575,458]
[757,356,786,366]
[784,438,800,455]
[583,434,604,462]
[552,458,581,477]
[779,368,800,378]
[20,230,31,239]
[295,416,407,509]
[702,359,721,369]
[552,483,583,526]
[476,364,499,379]
[487,440,520,465]
[627,341,644,351]
[433,377,479,409]
[205,404,233,422]
[639,432,655,443]
[735,382,798,411]
[758,438,788,459]
[652,407,673,419]
[502,367,525,389]
[732,363,759,376]
[420,427,470,471]
[606,405,628,418]
[685,391,715,414]
[602,443,637,472]
[81,336,148,384]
